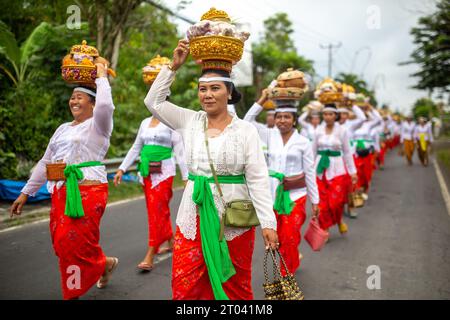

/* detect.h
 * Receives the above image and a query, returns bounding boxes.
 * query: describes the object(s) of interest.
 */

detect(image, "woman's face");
[266,113,275,128]
[323,111,337,125]
[339,112,349,122]
[198,73,229,116]
[311,115,321,126]
[69,91,94,121]
[275,112,295,134]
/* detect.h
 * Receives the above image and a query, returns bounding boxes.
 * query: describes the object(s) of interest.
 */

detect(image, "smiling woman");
[69,87,96,124]
[9,63,119,300]
[144,39,279,300]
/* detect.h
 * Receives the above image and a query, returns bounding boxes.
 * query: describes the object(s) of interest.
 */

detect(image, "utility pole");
[320,42,342,78]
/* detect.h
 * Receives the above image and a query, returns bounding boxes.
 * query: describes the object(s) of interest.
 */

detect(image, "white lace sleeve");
[171,130,189,180]
[341,128,357,175]
[243,102,270,143]
[93,77,115,137]
[119,120,145,173]
[243,123,277,230]
[21,143,52,197]
[302,142,319,204]
[144,66,197,131]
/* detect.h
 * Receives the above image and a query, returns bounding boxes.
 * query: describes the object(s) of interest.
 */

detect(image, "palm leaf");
[0,20,20,77]
[20,21,54,65]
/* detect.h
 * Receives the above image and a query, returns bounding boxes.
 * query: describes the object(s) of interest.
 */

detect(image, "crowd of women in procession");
[7,8,437,301]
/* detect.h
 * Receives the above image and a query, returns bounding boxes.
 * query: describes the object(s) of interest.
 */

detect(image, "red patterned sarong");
[172,216,255,300]
[50,184,108,300]
[143,176,174,252]
[317,174,347,230]
[276,196,307,275]
[355,154,373,192]
[377,144,387,167]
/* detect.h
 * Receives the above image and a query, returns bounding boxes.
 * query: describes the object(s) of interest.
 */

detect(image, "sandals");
[137,261,154,272]
[97,257,119,289]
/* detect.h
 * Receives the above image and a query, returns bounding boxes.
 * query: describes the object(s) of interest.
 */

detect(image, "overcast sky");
[161,0,437,114]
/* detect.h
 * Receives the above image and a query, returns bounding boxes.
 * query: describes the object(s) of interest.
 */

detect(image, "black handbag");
[356,148,370,157]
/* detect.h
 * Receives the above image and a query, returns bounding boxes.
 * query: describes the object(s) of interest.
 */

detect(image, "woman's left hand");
[311,204,319,218]
[351,174,358,185]
[262,228,279,250]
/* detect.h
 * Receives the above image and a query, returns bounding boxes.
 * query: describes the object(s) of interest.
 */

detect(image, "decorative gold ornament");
[189,35,244,72]
[268,87,306,100]
[315,78,344,104]
[200,7,231,22]
[277,68,308,89]
[142,55,171,85]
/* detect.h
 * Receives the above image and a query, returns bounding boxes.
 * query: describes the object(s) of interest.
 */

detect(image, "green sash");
[353,139,374,150]
[138,145,173,177]
[317,150,342,174]
[188,173,246,300]
[63,161,103,218]
[269,170,295,215]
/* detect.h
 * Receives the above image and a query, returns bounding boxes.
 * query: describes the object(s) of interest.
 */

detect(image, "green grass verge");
[437,149,450,170]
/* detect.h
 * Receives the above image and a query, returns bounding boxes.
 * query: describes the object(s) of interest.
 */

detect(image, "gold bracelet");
[168,63,177,72]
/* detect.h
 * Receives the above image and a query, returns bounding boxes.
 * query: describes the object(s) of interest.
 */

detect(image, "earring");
[228,95,232,100]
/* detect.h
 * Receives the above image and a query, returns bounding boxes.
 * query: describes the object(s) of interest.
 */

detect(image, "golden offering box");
[142,55,171,85]
[268,87,306,100]
[61,40,115,87]
[277,68,307,89]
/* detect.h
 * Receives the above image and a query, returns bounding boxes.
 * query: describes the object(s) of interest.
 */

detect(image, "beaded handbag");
[263,249,304,300]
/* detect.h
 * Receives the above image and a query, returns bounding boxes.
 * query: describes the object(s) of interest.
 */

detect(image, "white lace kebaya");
[144,66,277,241]
[21,77,114,197]
[118,117,189,187]
[313,122,357,181]
[244,102,319,205]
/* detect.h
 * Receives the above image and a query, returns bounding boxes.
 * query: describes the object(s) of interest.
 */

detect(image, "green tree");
[402,0,450,101]
[412,97,439,119]
[0,21,54,86]
[239,12,315,117]
[262,13,295,52]
[0,23,90,179]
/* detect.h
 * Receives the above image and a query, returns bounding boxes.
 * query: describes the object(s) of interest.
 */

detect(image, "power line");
[319,42,342,77]
[145,0,195,24]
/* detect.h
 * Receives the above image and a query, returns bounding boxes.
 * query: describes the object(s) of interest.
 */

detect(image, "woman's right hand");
[10,193,28,218]
[257,89,269,107]
[113,169,124,187]
[171,39,190,71]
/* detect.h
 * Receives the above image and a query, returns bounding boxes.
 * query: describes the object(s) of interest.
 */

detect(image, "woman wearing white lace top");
[144,40,278,300]
[352,107,382,199]
[9,63,118,299]
[313,104,357,235]
[299,101,323,142]
[244,89,319,275]
[114,116,189,272]
[337,104,366,218]
[414,117,433,166]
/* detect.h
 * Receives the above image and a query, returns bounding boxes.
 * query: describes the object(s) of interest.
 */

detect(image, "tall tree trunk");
[110,28,122,72]
[96,2,105,52]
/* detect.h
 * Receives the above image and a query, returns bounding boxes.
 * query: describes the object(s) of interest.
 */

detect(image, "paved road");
[1,151,450,300]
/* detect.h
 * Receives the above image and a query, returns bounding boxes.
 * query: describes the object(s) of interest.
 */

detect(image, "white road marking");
[433,158,450,217]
